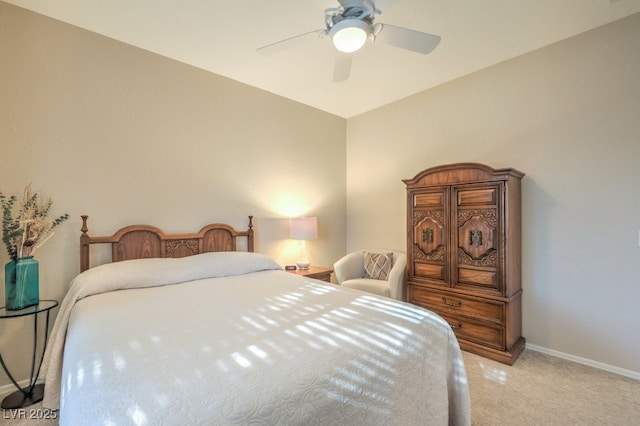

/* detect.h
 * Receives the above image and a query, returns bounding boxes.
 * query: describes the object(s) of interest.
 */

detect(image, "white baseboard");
[526,344,640,381]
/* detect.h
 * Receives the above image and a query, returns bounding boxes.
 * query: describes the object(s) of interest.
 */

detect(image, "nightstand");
[0,300,58,409]
[287,266,333,283]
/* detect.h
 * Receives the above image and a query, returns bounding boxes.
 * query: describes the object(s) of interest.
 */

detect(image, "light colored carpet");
[463,349,640,425]
[1,348,639,425]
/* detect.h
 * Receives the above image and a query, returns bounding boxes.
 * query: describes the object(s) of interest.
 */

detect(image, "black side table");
[0,300,58,409]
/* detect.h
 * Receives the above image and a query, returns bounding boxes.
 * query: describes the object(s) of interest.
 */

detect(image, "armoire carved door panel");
[453,184,503,295]
[410,188,449,286]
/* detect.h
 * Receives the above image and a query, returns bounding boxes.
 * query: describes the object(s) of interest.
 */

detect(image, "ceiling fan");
[256,0,441,82]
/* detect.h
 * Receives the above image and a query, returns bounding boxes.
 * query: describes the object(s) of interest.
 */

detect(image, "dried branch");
[0,185,69,261]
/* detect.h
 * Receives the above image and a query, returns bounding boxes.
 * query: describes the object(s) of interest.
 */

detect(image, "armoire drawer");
[408,285,504,325]
[436,311,505,350]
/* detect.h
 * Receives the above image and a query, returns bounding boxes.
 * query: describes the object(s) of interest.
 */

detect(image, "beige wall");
[0,3,346,387]
[347,13,640,375]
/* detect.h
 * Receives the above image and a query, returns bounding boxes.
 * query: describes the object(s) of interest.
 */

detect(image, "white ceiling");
[5,0,640,118]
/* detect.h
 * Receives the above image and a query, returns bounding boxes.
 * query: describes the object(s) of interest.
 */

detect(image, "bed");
[40,215,471,425]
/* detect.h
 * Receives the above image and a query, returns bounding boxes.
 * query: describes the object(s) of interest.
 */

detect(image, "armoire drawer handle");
[450,322,462,329]
[442,297,462,307]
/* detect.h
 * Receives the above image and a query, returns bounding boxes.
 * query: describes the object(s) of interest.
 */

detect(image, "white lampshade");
[330,19,370,53]
[290,217,317,270]
[290,217,318,240]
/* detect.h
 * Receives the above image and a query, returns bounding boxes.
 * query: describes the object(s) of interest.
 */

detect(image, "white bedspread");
[41,252,470,425]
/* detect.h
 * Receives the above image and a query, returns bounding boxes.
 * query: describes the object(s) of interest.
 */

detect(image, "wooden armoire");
[403,163,525,364]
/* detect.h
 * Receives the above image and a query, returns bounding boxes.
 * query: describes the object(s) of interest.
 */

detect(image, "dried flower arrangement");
[1,184,69,261]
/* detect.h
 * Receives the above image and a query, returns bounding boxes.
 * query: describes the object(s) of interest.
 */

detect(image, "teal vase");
[4,256,39,310]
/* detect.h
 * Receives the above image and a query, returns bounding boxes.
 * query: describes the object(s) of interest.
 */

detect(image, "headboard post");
[248,215,254,252]
[80,215,90,273]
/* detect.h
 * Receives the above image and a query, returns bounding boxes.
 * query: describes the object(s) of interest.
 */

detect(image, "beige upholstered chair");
[333,250,407,300]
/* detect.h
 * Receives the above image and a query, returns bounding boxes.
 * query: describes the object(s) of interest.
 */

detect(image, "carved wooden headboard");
[79,215,254,272]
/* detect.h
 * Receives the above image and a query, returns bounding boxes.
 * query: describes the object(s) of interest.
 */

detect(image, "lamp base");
[296,261,310,270]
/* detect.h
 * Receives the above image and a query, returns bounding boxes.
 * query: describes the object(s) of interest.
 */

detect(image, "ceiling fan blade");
[375,23,441,55]
[333,53,352,83]
[257,29,325,56]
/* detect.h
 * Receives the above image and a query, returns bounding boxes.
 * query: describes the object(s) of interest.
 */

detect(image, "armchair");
[333,250,407,300]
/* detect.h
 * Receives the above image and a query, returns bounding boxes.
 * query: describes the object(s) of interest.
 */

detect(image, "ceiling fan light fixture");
[330,19,370,53]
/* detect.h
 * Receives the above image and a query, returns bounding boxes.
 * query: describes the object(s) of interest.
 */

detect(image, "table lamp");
[290,217,317,270]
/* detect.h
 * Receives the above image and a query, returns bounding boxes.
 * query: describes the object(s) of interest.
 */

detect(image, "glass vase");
[4,256,39,310]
